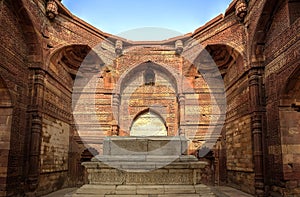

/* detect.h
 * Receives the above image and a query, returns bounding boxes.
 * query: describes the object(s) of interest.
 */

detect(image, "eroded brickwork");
[0,0,299,196]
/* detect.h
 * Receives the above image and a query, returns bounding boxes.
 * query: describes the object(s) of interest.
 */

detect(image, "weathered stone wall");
[224,66,254,193]
[115,47,181,136]
[38,115,69,195]
[263,0,300,195]
[0,1,32,196]
[0,0,299,196]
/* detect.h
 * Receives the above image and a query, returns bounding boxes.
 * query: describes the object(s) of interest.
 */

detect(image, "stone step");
[70,184,216,197]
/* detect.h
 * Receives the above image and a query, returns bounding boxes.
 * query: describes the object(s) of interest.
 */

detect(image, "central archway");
[130,109,167,136]
[114,61,180,136]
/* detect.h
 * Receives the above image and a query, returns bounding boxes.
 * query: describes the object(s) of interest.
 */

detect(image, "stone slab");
[103,136,188,156]
[115,185,137,194]
[75,185,116,195]
[136,185,164,194]
[164,185,196,194]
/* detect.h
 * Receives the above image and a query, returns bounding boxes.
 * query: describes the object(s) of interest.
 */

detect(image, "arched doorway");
[130,109,168,136]
[114,61,179,136]
[279,66,300,185]
[0,76,13,195]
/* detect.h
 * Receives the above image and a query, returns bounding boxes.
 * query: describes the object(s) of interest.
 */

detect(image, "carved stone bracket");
[46,0,59,20]
[115,40,123,56]
[175,40,184,55]
[235,0,247,21]
[110,120,120,136]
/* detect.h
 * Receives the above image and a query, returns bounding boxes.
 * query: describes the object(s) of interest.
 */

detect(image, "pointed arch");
[8,0,43,62]
[114,61,181,95]
[130,108,168,136]
[250,0,283,63]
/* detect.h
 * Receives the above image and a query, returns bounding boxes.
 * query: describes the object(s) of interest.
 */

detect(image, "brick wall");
[0,2,31,196]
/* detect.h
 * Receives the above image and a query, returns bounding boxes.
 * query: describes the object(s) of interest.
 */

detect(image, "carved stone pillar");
[27,112,42,191]
[248,68,265,196]
[112,94,120,126]
[27,69,45,191]
[178,93,185,136]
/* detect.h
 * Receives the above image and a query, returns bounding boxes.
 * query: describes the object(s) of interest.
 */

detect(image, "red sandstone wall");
[0,2,31,196]
[263,0,300,195]
[0,0,299,196]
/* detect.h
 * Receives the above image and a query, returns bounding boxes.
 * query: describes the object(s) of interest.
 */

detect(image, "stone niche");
[72,136,212,196]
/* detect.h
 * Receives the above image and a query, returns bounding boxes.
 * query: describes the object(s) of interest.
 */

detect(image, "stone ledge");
[71,184,215,196]
[103,136,188,156]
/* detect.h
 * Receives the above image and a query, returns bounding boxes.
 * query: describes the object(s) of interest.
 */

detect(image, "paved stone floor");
[42,186,254,197]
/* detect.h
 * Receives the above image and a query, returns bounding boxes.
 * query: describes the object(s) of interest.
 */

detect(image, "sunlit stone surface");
[130,111,167,136]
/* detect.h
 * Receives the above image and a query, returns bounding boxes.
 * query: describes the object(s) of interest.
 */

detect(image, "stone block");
[116,185,137,194]
[120,162,156,170]
[105,195,148,197]
[75,185,116,195]
[164,185,196,194]
[110,138,148,155]
[136,185,164,194]
[158,195,199,197]
[148,138,182,155]
[103,136,188,156]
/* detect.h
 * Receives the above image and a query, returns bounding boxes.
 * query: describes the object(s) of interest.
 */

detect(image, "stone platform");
[72,136,211,196]
[72,184,216,196]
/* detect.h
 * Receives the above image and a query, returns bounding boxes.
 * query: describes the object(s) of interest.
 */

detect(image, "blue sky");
[62,0,232,40]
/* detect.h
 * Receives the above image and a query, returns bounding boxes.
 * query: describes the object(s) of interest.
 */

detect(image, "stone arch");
[8,0,43,62]
[48,44,106,113]
[197,44,244,75]
[113,61,180,136]
[48,44,104,78]
[250,0,281,63]
[192,43,246,187]
[283,67,300,98]
[287,0,300,25]
[0,75,13,195]
[129,108,168,136]
[114,61,181,95]
[277,65,300,186]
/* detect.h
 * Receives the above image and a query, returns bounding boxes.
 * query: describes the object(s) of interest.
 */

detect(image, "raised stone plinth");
[72,184,216,196]
[72,136,211,196]
[84,157,208,185]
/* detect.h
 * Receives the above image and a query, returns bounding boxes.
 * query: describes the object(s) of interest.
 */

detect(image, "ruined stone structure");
[0,0,299,196]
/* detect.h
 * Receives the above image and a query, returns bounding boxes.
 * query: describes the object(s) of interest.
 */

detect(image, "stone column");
[248,68,265,196]
[27,69,45,191]
[178,93,185,136]
[112,93,120,127]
